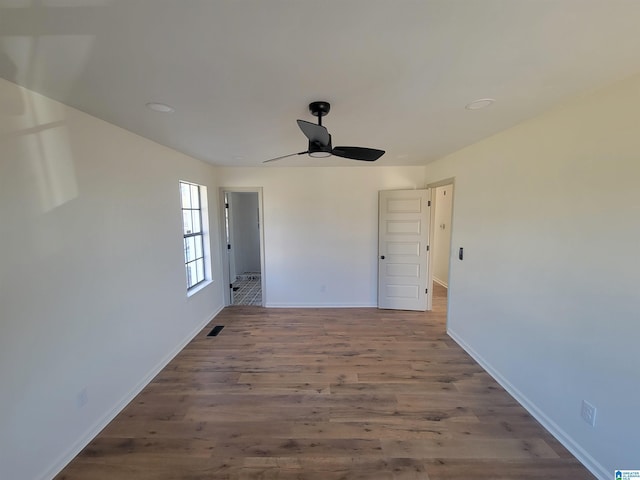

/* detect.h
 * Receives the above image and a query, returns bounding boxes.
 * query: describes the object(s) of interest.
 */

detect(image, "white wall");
[432,184,453,286]
[0,79,225,480]
[424,73,640,478]
[217,166,427,307]
[230,192,261,274]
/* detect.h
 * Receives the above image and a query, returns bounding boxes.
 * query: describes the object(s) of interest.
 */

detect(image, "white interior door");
[378,189,431,311]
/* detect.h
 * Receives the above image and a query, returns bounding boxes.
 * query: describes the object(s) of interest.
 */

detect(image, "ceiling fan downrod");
[309,101,330,127]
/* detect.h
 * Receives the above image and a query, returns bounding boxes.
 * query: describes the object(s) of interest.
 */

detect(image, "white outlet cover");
[581,399,596,426]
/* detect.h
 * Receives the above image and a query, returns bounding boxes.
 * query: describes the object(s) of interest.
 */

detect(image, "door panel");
[387,242,421,256]
[387,220,422,234]
[378,189,431,311]
[387,197,423,212]
[386,263,420,277]
[386,284,420,299]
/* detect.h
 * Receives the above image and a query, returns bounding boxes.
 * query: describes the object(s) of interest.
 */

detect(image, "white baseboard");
[447,328,608,480]
[433,276,448,288]
[41,304,224,480]
[265,303,376,308]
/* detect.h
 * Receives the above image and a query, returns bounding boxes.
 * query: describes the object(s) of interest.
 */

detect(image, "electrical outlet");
[581,400,596,427]
[76,387,88,409]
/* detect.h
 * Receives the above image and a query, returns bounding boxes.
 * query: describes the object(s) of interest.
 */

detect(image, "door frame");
[219,187,266,306]
[426,177,455,327]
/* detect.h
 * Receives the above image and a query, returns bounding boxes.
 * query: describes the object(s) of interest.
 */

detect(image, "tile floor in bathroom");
[232,273,262,306]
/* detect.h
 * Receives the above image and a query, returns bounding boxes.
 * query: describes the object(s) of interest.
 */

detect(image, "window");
[180,181,206,289]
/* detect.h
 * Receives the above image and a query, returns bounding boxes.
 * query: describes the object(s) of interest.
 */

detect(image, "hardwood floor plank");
[54,285,595,479]
[423,458,591,480]
[381,437,559,459]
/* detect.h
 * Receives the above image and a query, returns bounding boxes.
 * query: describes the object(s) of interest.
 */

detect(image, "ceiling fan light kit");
[264,101,385,163]
[308,150,332,158]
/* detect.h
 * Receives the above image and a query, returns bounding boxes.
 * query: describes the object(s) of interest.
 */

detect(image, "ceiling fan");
[264,101,385,163]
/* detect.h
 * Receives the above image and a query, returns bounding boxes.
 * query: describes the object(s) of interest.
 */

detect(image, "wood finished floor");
[56,284,595,479]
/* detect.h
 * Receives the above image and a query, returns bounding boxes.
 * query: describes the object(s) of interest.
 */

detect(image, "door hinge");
[427,200,431,207]
[229,284,233,289]
[225,203,229,209]
[426,245,430,251]
[227,244,231,250]
[425,288,428,294]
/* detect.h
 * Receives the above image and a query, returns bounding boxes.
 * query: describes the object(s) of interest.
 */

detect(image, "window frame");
[180,181,207,290]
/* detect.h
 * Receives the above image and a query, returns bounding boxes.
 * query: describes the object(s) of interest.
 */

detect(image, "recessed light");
[145,102,175,113]
[465,98,495,110]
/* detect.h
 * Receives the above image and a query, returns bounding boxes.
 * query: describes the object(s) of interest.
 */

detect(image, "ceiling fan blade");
[297,120,331,146]
[263,151,308,163]
[332,146,385,161]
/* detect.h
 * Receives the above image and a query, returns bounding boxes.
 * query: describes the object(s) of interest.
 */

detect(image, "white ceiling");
[2,0,640,167]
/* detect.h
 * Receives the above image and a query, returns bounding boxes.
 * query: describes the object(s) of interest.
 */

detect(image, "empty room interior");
[1,2,639,479]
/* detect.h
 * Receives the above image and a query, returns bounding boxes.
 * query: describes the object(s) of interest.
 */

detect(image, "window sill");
[187,279,213,298]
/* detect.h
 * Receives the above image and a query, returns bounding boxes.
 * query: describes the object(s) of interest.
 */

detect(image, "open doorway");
[221,188,266,306]
[432,184,453,288]
[427,179,454,325]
